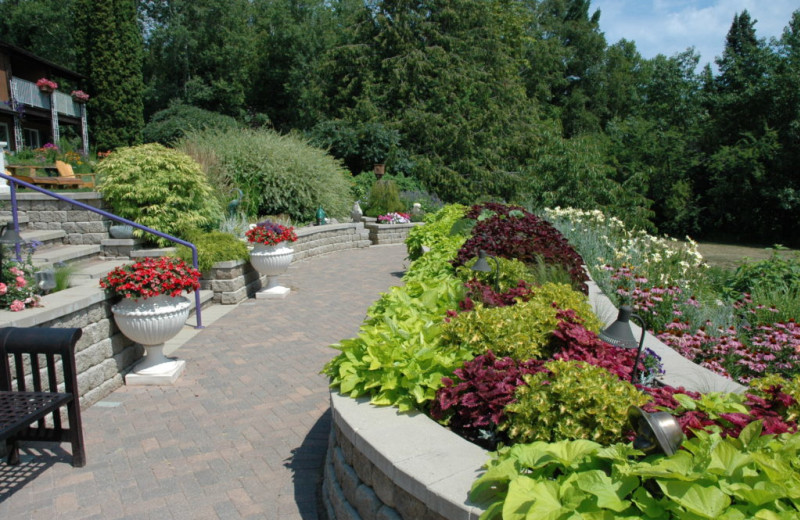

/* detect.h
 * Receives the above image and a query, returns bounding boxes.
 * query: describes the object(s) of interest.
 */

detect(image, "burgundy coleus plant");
[458,279,535,311]
[453,203,588,293]
[431,351,546,441]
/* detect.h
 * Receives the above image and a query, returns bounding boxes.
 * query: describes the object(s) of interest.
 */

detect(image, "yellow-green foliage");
[442,283,603,360]
[97,144,221,246]
[502,360,650,444]
[405,204,467,260]
[174,231,250,272]
[178,127,353,222]
[749,374,800,423]
[456,256,537,291]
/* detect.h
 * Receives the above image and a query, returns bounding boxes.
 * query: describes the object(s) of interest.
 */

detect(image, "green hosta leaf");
[730,481,787,507]
[471,457,518,504]
[573,470,637,512]
[631,486,667,519]
[597,443,645,463]
[658,480,731,518]
[627,451,696,480]
[503,478,567,520]
[737,420,763,448]
[548,440,603,468]
[708,438,753,476]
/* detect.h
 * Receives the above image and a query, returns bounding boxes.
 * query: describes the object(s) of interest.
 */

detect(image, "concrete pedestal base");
[255,285,291,299]
[125,358,186,386]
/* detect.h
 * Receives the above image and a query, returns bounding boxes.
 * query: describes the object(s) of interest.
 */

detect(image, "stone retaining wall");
[0,287,142,408]
[293,222,371,260]
[202,259,266,305]
[0,192,110,245]
[363,221,422,245]
[202,223,372,304]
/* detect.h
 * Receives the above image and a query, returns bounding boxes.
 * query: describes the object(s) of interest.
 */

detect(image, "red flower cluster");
[99,257,201,300]
[245,221,297,246]
[36,78,58,90]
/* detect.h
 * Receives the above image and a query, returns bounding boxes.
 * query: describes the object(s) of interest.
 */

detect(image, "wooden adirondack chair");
[55,160,95,188]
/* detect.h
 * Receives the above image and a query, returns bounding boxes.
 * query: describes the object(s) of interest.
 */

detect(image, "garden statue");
[351,201,363,223]
[316,206,327,226]
[227,189,243,217]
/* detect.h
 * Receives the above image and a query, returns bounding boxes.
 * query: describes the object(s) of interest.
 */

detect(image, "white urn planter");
[250,242,294,299]
[113,294,192,385]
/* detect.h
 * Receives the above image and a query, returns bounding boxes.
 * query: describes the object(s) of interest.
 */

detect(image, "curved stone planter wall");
[0,287,143,408]
[323,277,745,520]
[363,220,423,245]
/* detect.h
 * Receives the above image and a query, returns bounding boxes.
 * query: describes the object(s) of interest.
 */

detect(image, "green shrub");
[173,231,250,272]
[442,283,602,360]
[502,360,649,444]
[178,127,353,223]
[727,248,800,295]
[96,144,221,246]
[365,179,405,217]
[405,204,468,261]
[143,104,240,145]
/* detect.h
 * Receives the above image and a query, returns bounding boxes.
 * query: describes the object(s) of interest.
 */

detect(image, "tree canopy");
[1,1,798,244]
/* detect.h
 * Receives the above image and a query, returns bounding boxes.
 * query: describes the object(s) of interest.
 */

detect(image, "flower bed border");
[322,278,745,520]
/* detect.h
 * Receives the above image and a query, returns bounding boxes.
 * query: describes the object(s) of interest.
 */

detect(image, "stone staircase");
[0,191,210,305]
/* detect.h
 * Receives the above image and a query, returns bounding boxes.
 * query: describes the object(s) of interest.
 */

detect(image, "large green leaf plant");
[473,422,800,519]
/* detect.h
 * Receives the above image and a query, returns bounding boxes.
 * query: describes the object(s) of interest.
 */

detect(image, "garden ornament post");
[598,305,647,384]
[471,250,500,291]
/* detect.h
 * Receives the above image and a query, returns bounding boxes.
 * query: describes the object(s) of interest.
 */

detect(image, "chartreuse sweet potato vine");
[472,422,800,519]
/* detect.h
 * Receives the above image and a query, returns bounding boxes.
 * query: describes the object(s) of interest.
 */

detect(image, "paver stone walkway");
[0,244,409,520]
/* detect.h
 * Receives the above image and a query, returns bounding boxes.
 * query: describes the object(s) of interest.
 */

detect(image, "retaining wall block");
[355,484,382,519]
[377,505,403,520]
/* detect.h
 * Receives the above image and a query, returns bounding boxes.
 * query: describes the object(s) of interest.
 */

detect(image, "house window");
[0,123,9,150]
[23,128,40,149]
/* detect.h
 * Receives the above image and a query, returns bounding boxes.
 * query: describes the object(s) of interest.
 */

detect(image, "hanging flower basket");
[71,90,90,104]
[36,78,58,93]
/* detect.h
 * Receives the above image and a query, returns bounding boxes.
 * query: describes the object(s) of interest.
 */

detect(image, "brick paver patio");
[0,244,408,520]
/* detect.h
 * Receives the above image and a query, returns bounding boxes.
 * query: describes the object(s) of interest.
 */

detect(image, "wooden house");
[0,41,88,155]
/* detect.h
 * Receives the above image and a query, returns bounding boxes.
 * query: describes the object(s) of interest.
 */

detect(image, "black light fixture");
[598,305,646,384]
[0,224,24,285]
[628,406,684,456]
[471,250,500,291]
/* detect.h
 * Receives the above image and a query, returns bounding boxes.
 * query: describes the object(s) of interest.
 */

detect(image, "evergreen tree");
[74,0,144,150]
[303,0,540,202]
[140,0,254,120]
[701,11,781,240]
[0,0,77,68]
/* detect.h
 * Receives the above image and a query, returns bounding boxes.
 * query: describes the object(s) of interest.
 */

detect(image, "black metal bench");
[0,327,86,467]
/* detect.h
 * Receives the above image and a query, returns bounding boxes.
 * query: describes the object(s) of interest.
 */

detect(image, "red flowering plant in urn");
[99,256,201,301]
[36,78,59,93]
[245,220,298,247]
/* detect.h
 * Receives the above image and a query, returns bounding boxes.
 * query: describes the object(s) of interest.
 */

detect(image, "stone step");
[22,228,68,249]
[67,258,132,284]
[0,214,30,230]
[31,244,102,268]
[129,247,178,258]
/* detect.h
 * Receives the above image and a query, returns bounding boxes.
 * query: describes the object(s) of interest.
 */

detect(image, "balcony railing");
[10,77,82,117]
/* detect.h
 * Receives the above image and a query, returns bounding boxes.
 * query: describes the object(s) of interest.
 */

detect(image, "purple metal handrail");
[0,173,204,328]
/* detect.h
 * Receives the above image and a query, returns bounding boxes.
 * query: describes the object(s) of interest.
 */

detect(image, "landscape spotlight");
[598,305,647,384]
[471,250,500,291]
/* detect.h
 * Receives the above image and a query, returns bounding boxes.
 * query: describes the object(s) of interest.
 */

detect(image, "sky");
[589,0,798,68]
